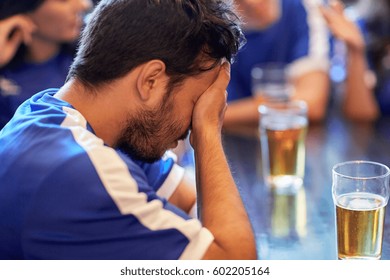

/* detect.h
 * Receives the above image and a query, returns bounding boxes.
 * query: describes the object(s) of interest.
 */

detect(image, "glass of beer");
[258,100,308,190]
[251,63,293,103]
[332,160,390,260]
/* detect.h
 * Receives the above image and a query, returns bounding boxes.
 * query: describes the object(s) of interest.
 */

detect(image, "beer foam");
[348,197,381,210]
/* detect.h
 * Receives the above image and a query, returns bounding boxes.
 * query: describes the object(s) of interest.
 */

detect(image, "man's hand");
[0,15,36,67]
[190,62,230,146]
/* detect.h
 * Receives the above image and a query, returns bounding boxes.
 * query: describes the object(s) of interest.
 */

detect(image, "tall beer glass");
[332,161,390,260]
[259,100,308,190]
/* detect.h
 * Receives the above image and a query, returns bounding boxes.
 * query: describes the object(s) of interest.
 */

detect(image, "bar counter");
[181,111,390,259]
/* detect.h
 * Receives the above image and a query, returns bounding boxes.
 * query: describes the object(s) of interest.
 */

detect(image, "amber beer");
[332,161,390,260]
[336,192,386,260]
[261,114,307,189]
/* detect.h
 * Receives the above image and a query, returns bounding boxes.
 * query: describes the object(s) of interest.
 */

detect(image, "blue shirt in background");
[228,0,330,101]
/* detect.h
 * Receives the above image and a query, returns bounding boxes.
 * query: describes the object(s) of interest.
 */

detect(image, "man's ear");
[136,60,167,101]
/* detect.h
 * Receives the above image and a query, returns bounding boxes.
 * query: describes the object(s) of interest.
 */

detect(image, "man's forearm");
[193,131,256,259]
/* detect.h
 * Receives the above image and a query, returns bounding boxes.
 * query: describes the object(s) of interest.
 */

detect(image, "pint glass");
[332,161,390,260]
[259,100,308,190]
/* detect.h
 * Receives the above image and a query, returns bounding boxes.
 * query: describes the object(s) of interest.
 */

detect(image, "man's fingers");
[207,62,231,94]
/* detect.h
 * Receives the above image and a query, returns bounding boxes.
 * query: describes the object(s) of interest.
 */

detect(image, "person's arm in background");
[223,97,260,131]
[0,15,35,67]
[291,69,330,122]
[192,62,256,260]
[320,0,380,121]
[223,70,330,128]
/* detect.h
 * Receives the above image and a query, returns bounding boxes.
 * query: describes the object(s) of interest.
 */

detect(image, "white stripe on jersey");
[60,106,213,260]
[157,164,185,199]
[303,0,329,58]
[289,0,330,77]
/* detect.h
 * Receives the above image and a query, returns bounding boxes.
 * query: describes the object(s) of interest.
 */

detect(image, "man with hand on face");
[0,0,256,260]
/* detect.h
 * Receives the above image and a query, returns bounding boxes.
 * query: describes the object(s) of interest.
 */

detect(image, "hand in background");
[0,15,36,67]
[235,0,280,30]
[320,0,380,121]
[320,0,365,53]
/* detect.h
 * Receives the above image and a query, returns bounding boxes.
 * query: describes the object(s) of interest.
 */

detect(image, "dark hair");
[0,0,44,20]
[68,0,244,90]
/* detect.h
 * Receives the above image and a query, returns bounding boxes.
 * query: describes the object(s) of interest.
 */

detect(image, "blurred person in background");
[321,0,389,121]
[0,0,92,129]
[0,13,36,126]
[224,0,330,132]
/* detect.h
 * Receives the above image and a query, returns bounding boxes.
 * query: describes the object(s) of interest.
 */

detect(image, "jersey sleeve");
[22,139,212,260]
[118,150,185,200]
[287,0,330,78]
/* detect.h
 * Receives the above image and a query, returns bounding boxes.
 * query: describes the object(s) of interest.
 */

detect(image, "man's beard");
[116,100,188,163]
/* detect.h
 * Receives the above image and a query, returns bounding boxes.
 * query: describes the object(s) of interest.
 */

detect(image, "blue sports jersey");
[0,89,213,260]
[228,0,330,101]
[0,50,73,129]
